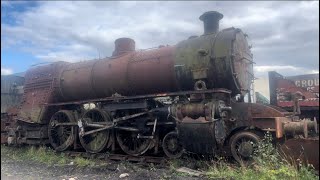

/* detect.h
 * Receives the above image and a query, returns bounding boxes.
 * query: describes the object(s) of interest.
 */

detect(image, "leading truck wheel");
[230,131,261,165]
[48,110,75,152]
[162,131,184,159]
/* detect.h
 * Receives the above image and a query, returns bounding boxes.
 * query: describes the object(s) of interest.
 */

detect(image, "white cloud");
[1,67,13,75]
[1,1,319,77]
[254,65,299,72]
[254,65,319,78]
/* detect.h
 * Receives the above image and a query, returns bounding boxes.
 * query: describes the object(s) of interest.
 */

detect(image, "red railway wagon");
[268,71,319,121]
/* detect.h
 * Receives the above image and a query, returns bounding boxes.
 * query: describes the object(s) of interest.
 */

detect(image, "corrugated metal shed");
[1,73,25,113]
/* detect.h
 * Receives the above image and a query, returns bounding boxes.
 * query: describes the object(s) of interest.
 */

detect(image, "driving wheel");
[48,110,75,151]
[79,108,112,153]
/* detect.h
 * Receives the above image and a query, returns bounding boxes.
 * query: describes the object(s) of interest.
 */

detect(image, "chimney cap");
[112,37,135,57]
[114,37,135,44]
[199,11,223,21]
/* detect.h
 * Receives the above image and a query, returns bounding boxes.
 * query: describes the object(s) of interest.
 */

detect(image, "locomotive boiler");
[2,11,318,166]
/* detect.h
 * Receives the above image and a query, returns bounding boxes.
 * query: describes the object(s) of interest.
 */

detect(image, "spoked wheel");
[79,109,112,153]
[48,110,75,151]
[116,129,152,156]
[162,131,184,159]
[230,131,261,165]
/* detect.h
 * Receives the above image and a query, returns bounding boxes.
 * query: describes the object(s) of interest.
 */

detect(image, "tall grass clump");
[205,131,318,180]
[1,145,96,167]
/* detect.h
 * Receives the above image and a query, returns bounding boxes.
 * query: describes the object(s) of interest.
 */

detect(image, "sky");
[1,1,319,78]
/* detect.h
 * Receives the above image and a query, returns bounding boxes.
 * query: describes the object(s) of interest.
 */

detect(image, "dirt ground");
[1,152,207,180]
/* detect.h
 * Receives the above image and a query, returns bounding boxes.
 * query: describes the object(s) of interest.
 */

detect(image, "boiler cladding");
[25,11,253,102]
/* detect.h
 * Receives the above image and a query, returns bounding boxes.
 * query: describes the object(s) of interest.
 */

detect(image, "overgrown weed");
[1,145,96,167]
[205,132,318,180]
[168,132,318,179]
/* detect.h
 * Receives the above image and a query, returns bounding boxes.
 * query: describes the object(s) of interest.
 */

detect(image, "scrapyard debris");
[119,173,129,178]
[176,167,203,177]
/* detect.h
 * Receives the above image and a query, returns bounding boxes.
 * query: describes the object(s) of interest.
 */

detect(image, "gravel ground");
[1,151,206,180]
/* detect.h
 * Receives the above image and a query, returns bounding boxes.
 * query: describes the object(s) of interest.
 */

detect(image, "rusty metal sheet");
[60,60,99,101]
[18,62,66,123]
[45,88,231,106]
[177,118,216,154]
[128,46,177,95]
[112,38,135,57]
[92,54,131,98]
[279,138,319,173]
[59,45,177,101]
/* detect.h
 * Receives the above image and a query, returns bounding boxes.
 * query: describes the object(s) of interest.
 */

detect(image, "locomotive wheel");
[230,131,260,165]
[116,130,151,156]
[48,110,75,152]
[79,109,112,153]
[162,131,184,159]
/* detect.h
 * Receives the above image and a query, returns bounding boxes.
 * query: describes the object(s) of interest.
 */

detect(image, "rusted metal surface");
[171,97,231,154]
[174,27,253,96]
[229,102,286,130]
[171,103,209,120]
[283,119,318,138]
[58,46,177,101]
[112,38,135,57]
[18,62,66,123]
[177,119,216,154]
[127,46,177,95]
[279,137,319,173]
[20,10,253,103]
[199,11,223,35]
[59,60,99,101]
[229,102,317,138]
[44,88,231,106]
[274,117,318,138]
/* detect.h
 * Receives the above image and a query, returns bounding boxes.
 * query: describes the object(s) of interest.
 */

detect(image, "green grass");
[1,145,96,167]
[169,132,318,180]
[1,132,318,180]
[74,156,95,167]
[203,157,317,180]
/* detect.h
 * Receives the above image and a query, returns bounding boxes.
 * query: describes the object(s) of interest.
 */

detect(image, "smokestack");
[199,11,223,35]
[112,38,135,56]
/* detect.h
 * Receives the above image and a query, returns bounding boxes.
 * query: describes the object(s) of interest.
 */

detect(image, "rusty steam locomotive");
[1,11,318,164]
